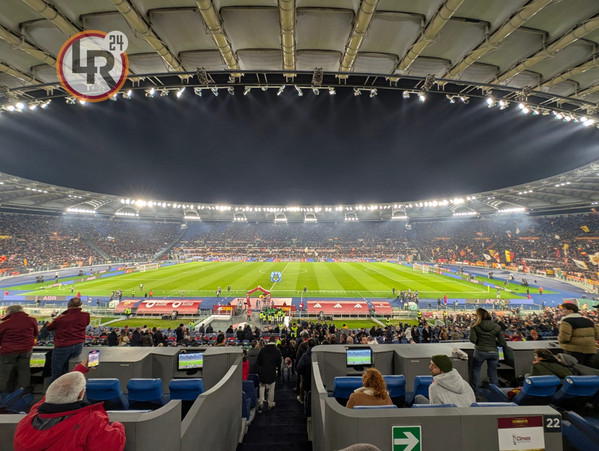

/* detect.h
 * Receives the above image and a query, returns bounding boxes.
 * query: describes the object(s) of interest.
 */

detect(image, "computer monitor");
[30,352,46,368]
[346,347,372,368]
[178,352,204,370]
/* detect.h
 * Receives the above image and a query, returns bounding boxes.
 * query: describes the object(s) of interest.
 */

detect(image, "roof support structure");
[396,0,465,73]
[0,24,56,66]
[19,0,79,37]
[195,0,240,71]
[541,57,599,89]
[339,0,379,73]
[278,0,296,73]
[445,0,552,78]
[110,0,187,74]
[495,15,599,84]
[0,61,39,85]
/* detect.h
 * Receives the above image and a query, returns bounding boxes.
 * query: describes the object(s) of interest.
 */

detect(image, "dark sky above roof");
[1,87,599,205]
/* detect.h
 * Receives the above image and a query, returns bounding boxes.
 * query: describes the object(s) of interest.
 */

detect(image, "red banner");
[113,300,140,314]
[136,300,202,315]
[307,301,368,315]
[371,301,392,315]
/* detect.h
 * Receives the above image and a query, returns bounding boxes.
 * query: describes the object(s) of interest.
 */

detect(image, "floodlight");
[486,97,495,107]
[402,91,410,99]
[211,87,219,96]
[159,89,168,96]
[28,104,37,110]
[261,86,268,91]
[6,105,15,111]
[584,118,596,127]
[354,88,361,96]
[227,87,235,95]
[243,87,251,95]
[446,95,455,103]
[15,102,24,110]
[193,87,203,96]
[79,100,86,105]
[370,89,377,98]
[146,87,155,97]
[40,100,50,109]
[176,87,185,98]
[328,87,336,95]
[295,85,303,96]
[65,97,76,104]
[312,88,320,95]
[418,92,426,102]
[123,89,133,99]
[277,85,285,96]
[498,99,508,110]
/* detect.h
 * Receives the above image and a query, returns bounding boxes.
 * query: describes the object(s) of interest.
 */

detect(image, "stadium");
[1,1,599,450]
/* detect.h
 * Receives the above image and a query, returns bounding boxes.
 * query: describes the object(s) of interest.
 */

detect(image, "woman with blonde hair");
[346,368,393,408]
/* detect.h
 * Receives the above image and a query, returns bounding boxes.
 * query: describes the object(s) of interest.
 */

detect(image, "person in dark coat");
[531,348,575,380]
[296,339,316,403]
[256,336,282,412]
[130,328,142,347]
[107,329,118,347]
[247,340,260,374]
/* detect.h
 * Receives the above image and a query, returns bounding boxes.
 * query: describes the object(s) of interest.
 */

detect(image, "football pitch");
[14,262,531,300]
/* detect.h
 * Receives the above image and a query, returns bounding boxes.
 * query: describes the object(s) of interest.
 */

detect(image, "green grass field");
[13,261,533,300]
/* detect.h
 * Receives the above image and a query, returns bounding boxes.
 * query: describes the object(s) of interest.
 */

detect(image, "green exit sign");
[392,425,421,451]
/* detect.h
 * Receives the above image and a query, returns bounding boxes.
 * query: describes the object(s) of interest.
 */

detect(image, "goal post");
[412,263,429,273]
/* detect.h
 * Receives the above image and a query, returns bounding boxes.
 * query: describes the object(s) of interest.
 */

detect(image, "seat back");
[0,388,24,408]
[413,375,433,398]
[127,378,166,409]
[471,402,518,407]
[332,377,362,401]
[87,378,129,410]
[412,403,456,408]
[383,375,405,399]
[241,391,250,420]
[513,375,560,405]
[353,405,397,409]
[556,376,599,398]
[242,380,257,409]
[169,379,204,401]
[247,373,259,388]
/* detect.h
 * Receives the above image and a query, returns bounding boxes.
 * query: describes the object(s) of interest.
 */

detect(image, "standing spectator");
[0,305,38,392]
[46,298,90,382]
[469,308,507,395]
[558,303,599,367]
[107,329,118,347]
[256,336,282,412]
[296,338,316,404]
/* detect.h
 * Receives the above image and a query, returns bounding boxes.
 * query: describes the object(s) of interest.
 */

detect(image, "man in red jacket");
[0,305,38,392]
[46,297,90,382]
[14,360,125,451]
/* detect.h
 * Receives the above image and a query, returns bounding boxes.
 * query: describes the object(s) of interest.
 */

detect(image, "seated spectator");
[346,368,393,408]
[415,355,475,407]
[13,359,125,451]
[530,348,575,380]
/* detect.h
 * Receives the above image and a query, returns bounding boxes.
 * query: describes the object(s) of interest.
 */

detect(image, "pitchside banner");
[307,301,369,315]
[136,300,202,315]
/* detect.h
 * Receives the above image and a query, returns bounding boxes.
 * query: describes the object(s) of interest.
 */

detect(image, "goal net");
[412,263,430,273]
[140,263,159,272]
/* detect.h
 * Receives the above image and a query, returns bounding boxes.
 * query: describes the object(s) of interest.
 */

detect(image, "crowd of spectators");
[2,211,599,280]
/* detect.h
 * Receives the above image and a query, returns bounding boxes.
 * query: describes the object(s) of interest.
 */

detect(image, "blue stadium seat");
[127,378,168,410]
[0,388,24,409]
[353,405,397,409]
[562,411,599,450]
[470,402,518,407]
[247,373,259,389]
[488,375,561,405]
[405,375,433,406]
[241,391,250,421]
[551,375,599,413]
[332,377,362,403]
[87,378,129,410]
[242,380,257,410]
[383,375,405,406]
[168,378,204,401]
[411,403,456,408]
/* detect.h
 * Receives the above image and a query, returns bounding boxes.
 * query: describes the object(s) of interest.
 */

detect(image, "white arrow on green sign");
[392,426,421,451]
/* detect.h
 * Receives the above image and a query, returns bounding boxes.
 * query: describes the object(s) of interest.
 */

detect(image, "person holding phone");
[13,357,125,451]
[46,297,90,382]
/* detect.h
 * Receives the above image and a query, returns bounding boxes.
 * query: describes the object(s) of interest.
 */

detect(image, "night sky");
[1,87,599,205]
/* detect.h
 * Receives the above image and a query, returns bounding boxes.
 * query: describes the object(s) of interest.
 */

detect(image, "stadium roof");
[2,0,599,221]
[2,160,599,221]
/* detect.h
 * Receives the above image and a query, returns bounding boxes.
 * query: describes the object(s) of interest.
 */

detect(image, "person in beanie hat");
[414,355,475,407]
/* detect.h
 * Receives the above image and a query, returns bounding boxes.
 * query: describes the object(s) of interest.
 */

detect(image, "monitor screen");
[30,352,46,368]
[178,352,204,370]
[346,347,372,367]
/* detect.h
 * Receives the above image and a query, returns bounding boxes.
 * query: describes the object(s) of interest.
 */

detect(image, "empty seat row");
[86,378,204,411]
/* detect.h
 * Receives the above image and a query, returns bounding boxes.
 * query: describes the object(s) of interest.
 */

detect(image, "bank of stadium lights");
[555,182,571,187]
[115,211,137,217]
[446,95,469,104]
[25,187,48,193]
[176,87,185,98]
[453,211,477,217]
[518,190,534,195]
[233,213,247,222]
[183,215,201,220]
[66,207,96,214]
[391,214,408,220]
[498,207,526,214]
